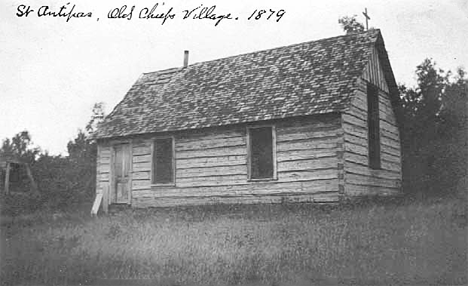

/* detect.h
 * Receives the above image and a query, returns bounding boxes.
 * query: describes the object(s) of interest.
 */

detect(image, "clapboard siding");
[172,129,246,188]
[134,179,338,197]
[362,46,389,93]
[277,137,341,152]
[277,150,336,162]
[344,161,400,180]
[132,180,151,190]
[94,115,344,207]
[133,171,150,180]
[177,155,246,169]
[176,146,246,159]
[132,193,341,208]
[96,145,111,195]
[133,154,151,163]
[129,143,152,192]
[343,151,400,172]
[168,116,341,192]
[177,136,246,151]
[177,165,246,178]
[278,169,339,182]
[278,157,337,172]
[132,179,340,207]
[342,75,402,197]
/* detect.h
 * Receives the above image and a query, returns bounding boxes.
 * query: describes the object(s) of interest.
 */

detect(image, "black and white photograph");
[1,0,467,285]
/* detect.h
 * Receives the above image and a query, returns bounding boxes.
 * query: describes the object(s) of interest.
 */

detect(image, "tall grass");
[1,197,466,285]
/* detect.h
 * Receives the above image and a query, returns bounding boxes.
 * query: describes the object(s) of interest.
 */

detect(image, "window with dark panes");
[249,127,274,179]
[367,83,381,169]
[152,138,174,184]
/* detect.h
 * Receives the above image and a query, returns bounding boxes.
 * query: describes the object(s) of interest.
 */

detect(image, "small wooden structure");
[0,156,39,196]
[93,29,402,210]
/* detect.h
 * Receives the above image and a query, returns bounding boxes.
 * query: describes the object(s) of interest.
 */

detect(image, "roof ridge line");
[186,29,381,68]
[141,29,381,75]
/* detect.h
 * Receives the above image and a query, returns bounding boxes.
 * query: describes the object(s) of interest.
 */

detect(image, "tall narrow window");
[367,83,381,169]
[152,138,174,184]
[248,126,276,180]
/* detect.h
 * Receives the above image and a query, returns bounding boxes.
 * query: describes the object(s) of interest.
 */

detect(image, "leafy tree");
[399,59,467,196]
[67,103,104,163]
[32,153,69,209]
[1,103,107,212]
[439,68,468,134]
[399,59,449,151]
[0,131,41,195]
[0,131,40,163]
[65,102,106,201]
[85,102,105,136]
[338,15,365,34]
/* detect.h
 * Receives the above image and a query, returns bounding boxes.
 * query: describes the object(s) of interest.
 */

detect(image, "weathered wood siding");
[97,115,344,207]
[342,48,402,197]
[362,46,389,93]
[96,144,111,195]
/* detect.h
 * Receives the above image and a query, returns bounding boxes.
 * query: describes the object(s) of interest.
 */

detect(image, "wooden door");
[112,144,131,204]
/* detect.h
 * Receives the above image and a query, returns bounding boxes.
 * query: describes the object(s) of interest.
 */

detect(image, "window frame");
[246,125,277,181]
[367,83,381,169]
[151,136,176,186]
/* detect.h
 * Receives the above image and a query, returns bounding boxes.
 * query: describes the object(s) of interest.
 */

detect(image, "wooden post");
[4,162,10,195]
[103,184,109,214]
[25,164,40,196]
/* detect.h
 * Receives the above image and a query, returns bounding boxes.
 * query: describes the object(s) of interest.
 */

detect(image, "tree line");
[399,60,467,197]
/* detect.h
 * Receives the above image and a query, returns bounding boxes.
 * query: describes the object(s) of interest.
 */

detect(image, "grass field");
[1,195,466,286]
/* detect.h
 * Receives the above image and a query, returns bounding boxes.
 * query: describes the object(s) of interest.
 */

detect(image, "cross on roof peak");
[362,8,371,31]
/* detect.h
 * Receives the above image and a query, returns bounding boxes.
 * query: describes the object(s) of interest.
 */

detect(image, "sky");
[1,0,467,155]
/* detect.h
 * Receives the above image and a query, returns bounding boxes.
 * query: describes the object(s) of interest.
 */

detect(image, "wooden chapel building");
[93,29,402,209]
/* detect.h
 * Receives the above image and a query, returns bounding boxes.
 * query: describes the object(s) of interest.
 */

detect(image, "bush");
[31,153,95,211]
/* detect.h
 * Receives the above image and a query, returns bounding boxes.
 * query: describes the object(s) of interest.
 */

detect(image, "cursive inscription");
[107,3,176,24]
[107,5,135,20]
[139,3,176,24]
[17,3,92,22]
[15,3,286,25]
[182,5,233,26]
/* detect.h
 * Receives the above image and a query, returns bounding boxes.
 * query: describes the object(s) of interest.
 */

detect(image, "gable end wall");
[342,73,402,197]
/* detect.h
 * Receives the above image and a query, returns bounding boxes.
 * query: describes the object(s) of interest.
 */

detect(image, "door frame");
[110,141,132,205]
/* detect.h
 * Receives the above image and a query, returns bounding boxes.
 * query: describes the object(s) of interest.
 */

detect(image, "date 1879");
[247,9,285,22]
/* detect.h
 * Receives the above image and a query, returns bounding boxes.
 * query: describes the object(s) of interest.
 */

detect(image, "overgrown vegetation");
[0,103,105,214]
[1,197,466,285]
[399,61,467,197]
[338,15,365,34]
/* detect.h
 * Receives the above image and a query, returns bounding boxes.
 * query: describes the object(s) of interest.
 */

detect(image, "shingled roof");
[95,29,398,139]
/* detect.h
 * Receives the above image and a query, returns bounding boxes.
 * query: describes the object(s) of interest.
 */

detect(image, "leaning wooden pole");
[4,162,10,195]
[25,164,40,196]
